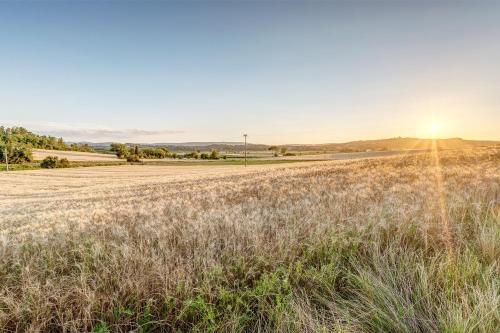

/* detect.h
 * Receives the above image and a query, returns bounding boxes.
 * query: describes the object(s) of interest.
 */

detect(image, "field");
[267,150,422,161]
[33,149,119,161]
[0,148,499,332]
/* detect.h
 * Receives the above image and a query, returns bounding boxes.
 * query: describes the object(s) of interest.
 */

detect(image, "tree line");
[0,126,94,164]
[110,143,225,161]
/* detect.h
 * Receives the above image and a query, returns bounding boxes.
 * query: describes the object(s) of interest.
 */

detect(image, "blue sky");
[1,1,499,143]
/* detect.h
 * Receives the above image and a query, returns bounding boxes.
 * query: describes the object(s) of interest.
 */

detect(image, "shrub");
[126,154,141,163]
[183,152,199,159]
[58,158,70,168]
[283,152,296,157]
[200,153,209,160]
[209,150,220,160]
[41,156,59,168]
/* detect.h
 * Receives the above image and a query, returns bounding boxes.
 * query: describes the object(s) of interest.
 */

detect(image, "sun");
[428,122,441,138]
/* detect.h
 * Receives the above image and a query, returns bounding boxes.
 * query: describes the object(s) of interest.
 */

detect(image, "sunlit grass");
[0,148,498,332]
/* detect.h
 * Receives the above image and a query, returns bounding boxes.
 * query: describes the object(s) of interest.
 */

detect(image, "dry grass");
[0,148,499,332]
[268,150,419,161]
[33,149,119,161]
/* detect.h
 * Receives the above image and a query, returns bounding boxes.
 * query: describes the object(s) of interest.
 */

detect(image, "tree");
[0,143,33,164]
[280,147,288,155]
[110,143,130,159]
[209,150,219,160]
[134,145,139,156]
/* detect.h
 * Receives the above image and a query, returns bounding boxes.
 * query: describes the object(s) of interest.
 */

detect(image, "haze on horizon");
[1,1,499,144]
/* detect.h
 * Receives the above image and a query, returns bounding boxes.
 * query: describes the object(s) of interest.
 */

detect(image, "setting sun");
[428,122,442,138]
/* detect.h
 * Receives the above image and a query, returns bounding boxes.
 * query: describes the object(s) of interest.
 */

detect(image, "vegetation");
[40,156,71,168]
[70,143,94,152]
[110,143,130,159]
[40,156,59,168]
[0,126,96,167]
[0,144,33,164]
[126,154,141,163]
[0,126,95,152]
[140,147,169,159]
[0,148,498,331]
[1,159,303,171]
[58,158,70,168]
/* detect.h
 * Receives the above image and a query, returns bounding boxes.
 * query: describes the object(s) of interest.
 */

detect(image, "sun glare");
[429,122,441,138]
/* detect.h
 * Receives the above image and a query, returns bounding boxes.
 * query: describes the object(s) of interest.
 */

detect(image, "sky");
[1,1,499,144]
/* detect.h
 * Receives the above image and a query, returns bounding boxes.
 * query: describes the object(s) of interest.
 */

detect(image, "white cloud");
[1,120,184,142]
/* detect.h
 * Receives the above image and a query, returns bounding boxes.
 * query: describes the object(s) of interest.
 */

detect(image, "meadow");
[0,148,498,332]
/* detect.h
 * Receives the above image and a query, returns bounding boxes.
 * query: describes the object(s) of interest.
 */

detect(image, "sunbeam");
[431,139,454,257]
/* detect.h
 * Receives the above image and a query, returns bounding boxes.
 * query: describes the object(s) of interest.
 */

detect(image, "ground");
[0,148,498,332]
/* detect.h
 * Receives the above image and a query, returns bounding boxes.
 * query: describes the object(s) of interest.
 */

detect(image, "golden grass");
[0,148,498,332]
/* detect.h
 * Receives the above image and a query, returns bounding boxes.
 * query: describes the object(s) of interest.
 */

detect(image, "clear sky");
[1,1,499,144]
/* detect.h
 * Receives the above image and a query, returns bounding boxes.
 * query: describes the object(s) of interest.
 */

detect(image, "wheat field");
[0,149,499,332]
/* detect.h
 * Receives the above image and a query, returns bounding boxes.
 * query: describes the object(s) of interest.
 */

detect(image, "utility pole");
[4,128,9,172]
[243,134,247,167]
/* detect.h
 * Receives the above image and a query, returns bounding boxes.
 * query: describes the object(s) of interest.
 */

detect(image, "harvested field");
[33,149,119,161]
[0,148,499,332]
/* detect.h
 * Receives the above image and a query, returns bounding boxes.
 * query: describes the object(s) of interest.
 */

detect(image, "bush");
[183,152,199,159]
[283,152,296,157]
[200,153,209,160]
[126,154,141,163]
[58,158,70,168]
[209,150,220,160]
[41,156,59,169]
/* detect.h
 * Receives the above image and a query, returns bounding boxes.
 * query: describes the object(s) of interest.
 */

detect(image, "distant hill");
[287,137,500,152]
[80,137,499,153]
[84,141,269,152]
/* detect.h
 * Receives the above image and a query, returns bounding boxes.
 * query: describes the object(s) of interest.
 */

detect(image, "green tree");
[110,143,130,159]
[209,150,219,160]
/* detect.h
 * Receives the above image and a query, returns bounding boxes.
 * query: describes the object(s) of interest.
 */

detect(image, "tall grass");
[0,148,498,332]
